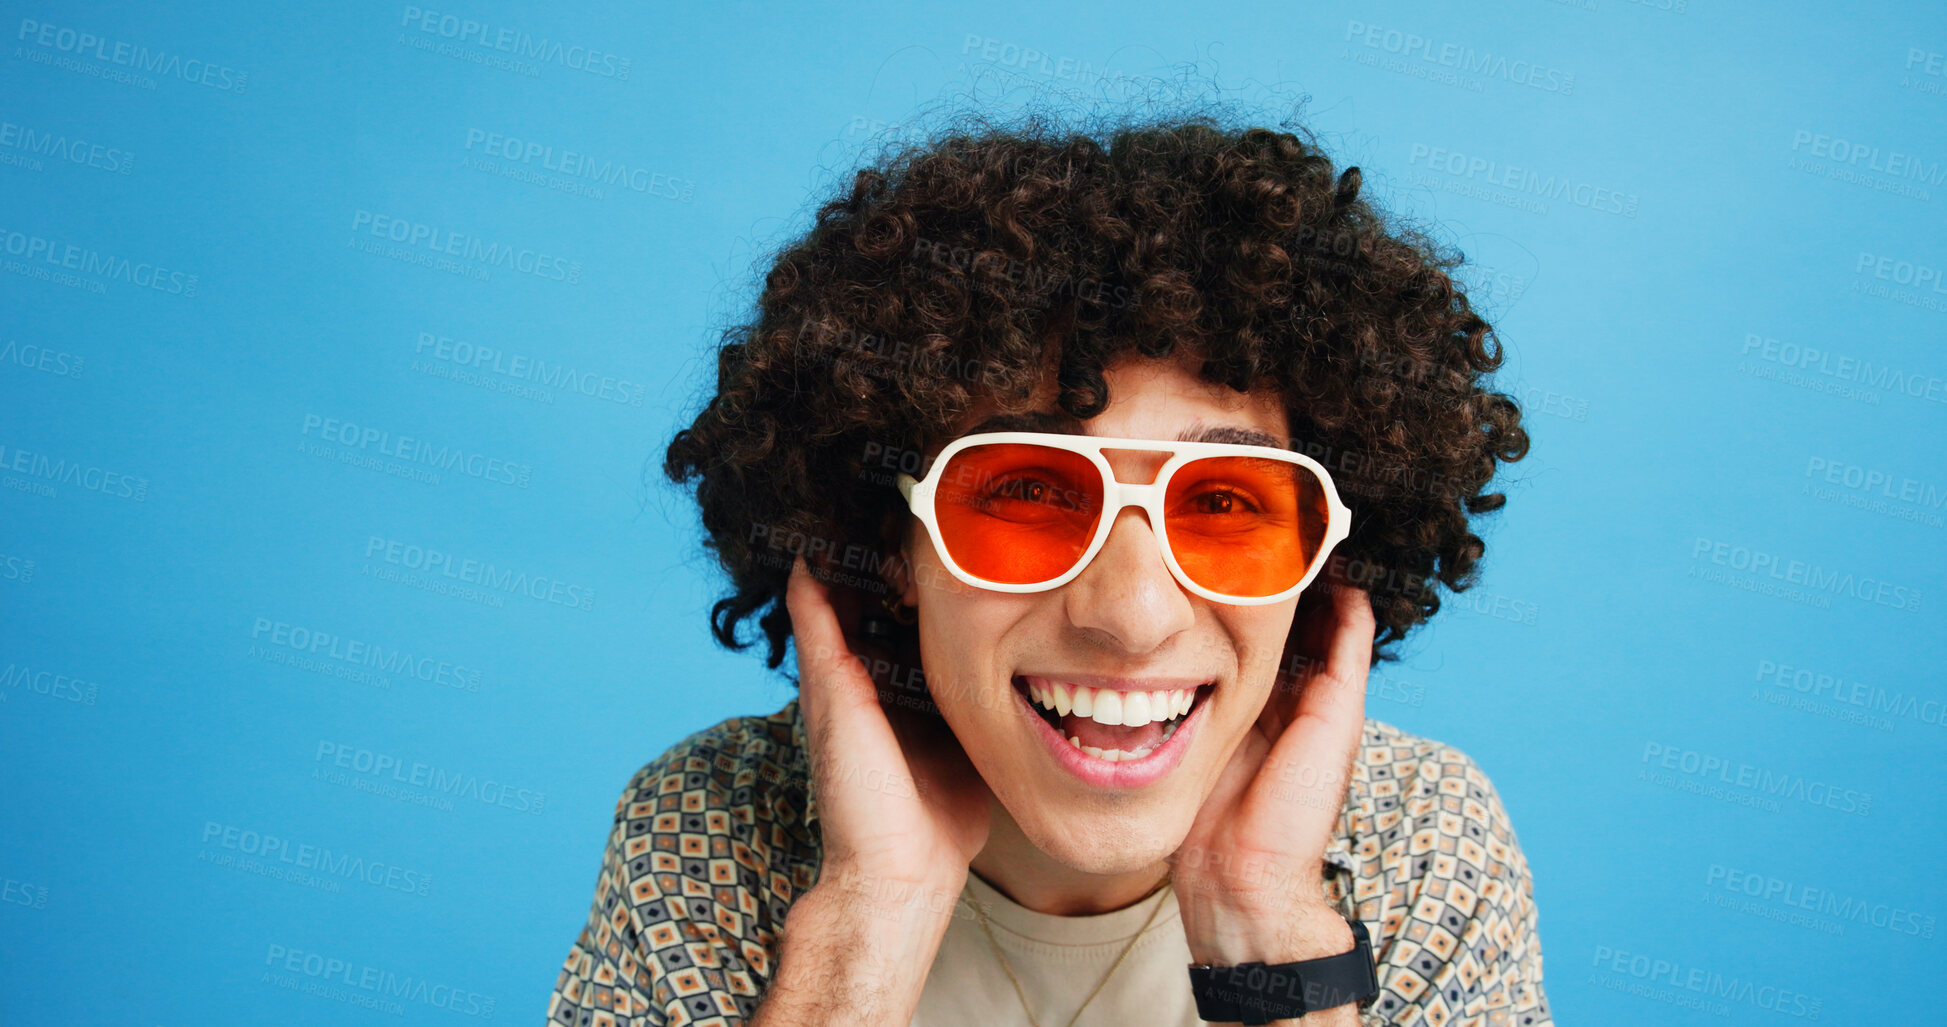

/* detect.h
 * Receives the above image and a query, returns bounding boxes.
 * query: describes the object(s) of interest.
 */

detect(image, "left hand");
[1168,565,1375,966]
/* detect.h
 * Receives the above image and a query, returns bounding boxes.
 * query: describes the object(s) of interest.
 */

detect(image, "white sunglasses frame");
[895,431,1354,606]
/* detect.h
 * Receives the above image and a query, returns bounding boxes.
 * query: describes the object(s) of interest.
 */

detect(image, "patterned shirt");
[546,699,1552,1026]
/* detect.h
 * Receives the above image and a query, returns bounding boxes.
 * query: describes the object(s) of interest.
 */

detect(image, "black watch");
[1186,915,1378,1025]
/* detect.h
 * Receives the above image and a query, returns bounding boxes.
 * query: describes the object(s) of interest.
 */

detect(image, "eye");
[1185,487,1261,516]
[977,474,1080,514]
[986,476,1043,502]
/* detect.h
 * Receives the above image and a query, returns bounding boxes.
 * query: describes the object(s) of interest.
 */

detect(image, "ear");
[876,508,921,608]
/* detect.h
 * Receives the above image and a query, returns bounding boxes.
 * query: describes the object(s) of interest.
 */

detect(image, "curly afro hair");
[663,109,1529,673]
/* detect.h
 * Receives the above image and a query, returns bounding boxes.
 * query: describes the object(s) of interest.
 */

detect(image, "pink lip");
[1013,676,1209,789]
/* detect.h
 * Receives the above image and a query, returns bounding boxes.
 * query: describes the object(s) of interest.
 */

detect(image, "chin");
[1014,801,1193,875]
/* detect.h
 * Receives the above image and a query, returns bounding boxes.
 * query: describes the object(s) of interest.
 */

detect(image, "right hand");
[786,553,992,900]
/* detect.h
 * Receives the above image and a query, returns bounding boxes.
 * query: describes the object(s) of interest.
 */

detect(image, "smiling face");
[889,349,1303,877]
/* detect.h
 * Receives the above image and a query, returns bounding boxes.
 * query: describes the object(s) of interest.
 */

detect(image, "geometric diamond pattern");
[548,699,1552,1025]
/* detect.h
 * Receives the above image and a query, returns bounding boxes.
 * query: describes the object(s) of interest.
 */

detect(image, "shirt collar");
[786,697,1366,876]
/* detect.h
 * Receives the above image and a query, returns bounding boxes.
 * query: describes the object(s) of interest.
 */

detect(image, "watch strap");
[1187,916,1377,1025]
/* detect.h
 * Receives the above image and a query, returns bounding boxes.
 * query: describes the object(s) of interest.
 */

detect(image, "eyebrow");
[965,411,1290,450]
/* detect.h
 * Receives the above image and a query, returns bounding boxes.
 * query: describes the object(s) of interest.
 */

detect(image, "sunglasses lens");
[1163,455,1330,599]
[934,444,1104,584]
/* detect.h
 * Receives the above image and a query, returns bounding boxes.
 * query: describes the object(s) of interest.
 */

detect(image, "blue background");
[5,1,1944,1023]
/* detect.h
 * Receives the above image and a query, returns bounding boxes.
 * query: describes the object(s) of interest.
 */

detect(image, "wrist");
[1182,898,1354,966]
[765,872,961,1026]
[807,859,968,929]
[1183,907,1373,1026]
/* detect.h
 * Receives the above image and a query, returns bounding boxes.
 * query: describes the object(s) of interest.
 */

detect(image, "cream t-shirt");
[910,871,1201,1027]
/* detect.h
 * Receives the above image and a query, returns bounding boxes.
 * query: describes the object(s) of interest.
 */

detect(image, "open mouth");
[1012,674,1211,763]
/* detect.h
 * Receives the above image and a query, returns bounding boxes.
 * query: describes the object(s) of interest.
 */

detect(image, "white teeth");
[1092,689,1123,727]
[1024,679,1202,728]
[1121,691,1150,726]
[1028,678,1191,744]
[1020,675,1208,763]
[1076,742,1157,762]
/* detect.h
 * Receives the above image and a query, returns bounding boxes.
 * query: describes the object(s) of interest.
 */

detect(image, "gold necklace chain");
[964,875,1172,1027]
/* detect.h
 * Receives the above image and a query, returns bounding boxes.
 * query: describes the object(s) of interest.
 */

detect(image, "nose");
[1061,503,1196,655]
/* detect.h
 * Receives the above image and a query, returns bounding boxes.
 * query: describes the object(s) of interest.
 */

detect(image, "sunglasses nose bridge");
[1084,479,1177,573]
[1094,481,1172,565]
[1099,478,1162,512]
[1097,444,1177,485]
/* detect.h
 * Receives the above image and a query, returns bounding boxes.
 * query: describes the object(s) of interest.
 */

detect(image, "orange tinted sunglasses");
[896,432,1352,605]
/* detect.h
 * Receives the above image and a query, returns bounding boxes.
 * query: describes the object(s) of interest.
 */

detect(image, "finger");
[1260,575,1354,738]
[786,554,903,760]
[1256,581,1373,815]
[1261,592,1323,739]
[1291,579,1373,743]
[1316,576,1375,685]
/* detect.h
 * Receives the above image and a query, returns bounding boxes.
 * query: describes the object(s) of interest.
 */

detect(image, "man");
[549,114,1549,1025]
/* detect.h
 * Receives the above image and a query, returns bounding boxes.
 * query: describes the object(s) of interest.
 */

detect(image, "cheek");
[913,594,1016,723]
[1225,606,1300,675]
